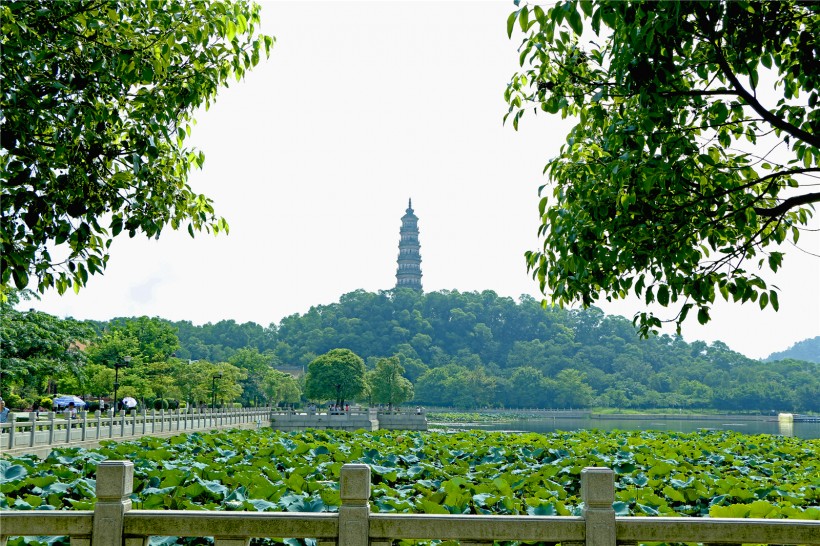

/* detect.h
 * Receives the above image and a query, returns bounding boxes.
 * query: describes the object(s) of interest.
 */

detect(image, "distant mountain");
[765,336,820,363]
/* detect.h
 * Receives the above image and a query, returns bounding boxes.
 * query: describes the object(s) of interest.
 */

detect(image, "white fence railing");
[0,406,272,451]
[1,462,817,546]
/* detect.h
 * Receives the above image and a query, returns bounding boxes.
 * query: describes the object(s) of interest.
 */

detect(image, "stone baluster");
[65,411,72,443]
[581,467,616,546]
[29,412,37,447]
[7,414,16,449]
[81,410,88,441]
[339,464,370,546]
[91,461,133,546]
[48,411,56,444]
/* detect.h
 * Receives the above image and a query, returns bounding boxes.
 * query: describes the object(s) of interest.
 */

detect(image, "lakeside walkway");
[0,406,428,458]
[0,406,272,458]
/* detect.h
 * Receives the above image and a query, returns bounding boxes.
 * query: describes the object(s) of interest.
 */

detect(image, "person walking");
[0,398,10,428]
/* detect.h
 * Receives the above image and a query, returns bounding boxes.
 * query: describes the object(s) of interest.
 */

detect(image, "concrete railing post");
[81,410,88,441]
[29,412,37,447]
[48,412,56,445]
[66,412,73,443]
[339,464,371,546]
[91,461,134,546]
[108,409,114,438]
[581,467,616,546]
[95,410,102,440]
[7,414,16,449]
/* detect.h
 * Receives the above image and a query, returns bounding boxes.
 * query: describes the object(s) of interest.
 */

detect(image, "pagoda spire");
[395,198,422,291]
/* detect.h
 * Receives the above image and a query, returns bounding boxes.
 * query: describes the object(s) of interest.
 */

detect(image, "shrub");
[168,399,180,410]
[153,398,169,410]
[4,392,26,410]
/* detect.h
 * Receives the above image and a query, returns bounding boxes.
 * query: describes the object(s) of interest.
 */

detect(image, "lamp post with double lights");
[113,356,130,414]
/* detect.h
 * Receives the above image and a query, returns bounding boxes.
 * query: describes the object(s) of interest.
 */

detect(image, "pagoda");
[395,199,423,290]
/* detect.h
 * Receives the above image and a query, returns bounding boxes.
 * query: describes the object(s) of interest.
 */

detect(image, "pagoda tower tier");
[395,198,422,290]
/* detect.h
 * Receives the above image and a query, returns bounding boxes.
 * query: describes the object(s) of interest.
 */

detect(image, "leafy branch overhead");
[505,0,819,335]
[0,0,274,296]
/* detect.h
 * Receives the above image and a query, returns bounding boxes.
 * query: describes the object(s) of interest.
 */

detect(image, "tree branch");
[712,44,820,149]
[754,192,820,217]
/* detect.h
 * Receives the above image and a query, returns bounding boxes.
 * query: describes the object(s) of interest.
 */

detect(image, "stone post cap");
[340,464,371,505]
[581,467,615,508]
[96,461,134,500]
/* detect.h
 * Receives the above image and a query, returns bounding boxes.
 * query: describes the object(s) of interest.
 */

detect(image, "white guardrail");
[0,407,272,451]
[1,462,817,546]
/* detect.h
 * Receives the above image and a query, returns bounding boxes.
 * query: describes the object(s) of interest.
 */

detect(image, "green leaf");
[612,501,631,516]
[0,464,28,483]
[568,9,583,35]
[507,10,519,38]
[657,285,669,306]
[769,290,779,311]
[518,7,529,32]
[419,498,449,514]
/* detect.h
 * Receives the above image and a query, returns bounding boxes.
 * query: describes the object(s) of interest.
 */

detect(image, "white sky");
[25,1,820,360]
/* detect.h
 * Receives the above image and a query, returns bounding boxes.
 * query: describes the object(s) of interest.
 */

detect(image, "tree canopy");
[0,0,273,297]
[0,290,94,407]
[505,0,819,335]
[304,348,367,407]
[2,289,817,412]
[368,357,414,409]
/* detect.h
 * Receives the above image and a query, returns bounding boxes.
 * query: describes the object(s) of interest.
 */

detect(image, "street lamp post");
[211,373,222,410]
[113,356,130,414]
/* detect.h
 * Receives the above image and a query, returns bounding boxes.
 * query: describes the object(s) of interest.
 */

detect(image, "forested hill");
[165,289,818,412]
[765,336,820,364]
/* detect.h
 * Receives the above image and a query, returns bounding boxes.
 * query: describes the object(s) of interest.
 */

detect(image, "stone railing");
[1,462,817,546]
[0,406,272,453]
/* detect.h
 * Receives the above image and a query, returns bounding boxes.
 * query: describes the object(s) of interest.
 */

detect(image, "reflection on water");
[440,417,819,439]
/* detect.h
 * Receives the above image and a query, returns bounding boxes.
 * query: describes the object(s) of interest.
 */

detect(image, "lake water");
[435,416,820,439]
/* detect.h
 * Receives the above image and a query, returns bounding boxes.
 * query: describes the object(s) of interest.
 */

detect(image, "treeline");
[3,289,817,412]
[1,291,299,411]
[166,289,817,412]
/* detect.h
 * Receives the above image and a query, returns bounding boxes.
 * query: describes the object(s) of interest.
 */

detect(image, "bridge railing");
[0,406,272,451]
[1,462,817,546]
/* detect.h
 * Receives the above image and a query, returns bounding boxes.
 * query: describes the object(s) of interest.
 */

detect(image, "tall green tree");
[261,369,302,407]
[106,317,181,362]
[0,290,94,403]
[1,0,274,297]
[368,357,414,409]
[229,347,281,406]
[506,0,819,335]
[304,348,367,407]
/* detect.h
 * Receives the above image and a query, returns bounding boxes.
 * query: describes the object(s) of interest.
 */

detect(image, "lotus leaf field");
[1,428,819,545]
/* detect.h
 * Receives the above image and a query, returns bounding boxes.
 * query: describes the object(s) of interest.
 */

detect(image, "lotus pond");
[1,428,819,545]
